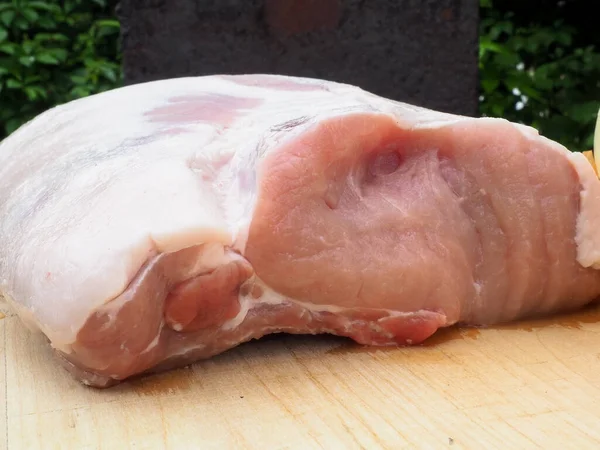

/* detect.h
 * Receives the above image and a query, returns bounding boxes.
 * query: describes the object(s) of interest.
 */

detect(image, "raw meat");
[1,74,600,387]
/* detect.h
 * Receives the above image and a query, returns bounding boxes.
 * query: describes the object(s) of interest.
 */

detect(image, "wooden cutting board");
[2,297,600,450]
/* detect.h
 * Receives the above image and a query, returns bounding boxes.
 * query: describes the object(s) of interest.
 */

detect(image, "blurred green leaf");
[563,102,600,124]
[96,19,119,28]
[0,0,123,140]
[36,52,59,64]
[49,48,68,61]
[28,2,60,12]
[5,118,23,135]
[21,8,40,23]
[6,78,22,89]
[0,10,15,27]
[18,55,35,67]
[481,78,499,93]
[22,40,34,55]
[99,64,117,82]
[14,17,30,30]
[0,42,17,55]
[37,16,56,28]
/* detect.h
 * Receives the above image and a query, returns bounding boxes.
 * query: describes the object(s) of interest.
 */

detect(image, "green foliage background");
[0,0,598,152]
[0,0,121,136]
[479,0,599,152]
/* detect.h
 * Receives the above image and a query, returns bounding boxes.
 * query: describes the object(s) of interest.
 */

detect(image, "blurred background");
[0,0,597,152]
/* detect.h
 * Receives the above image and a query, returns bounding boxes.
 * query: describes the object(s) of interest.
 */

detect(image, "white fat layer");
[221,293,254,331]
[141,322,164,354]
[569,152,600,269]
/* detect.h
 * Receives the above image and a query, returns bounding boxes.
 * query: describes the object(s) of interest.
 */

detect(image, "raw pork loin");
[1,74,600,387]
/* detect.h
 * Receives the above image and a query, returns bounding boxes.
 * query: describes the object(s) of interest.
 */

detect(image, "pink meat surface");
[1,74,600,387]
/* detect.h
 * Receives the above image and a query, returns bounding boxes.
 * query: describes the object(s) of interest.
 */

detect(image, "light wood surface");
[2,295,600,450]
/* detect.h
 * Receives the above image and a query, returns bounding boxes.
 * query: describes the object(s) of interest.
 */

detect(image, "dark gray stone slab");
[118,0,479,116]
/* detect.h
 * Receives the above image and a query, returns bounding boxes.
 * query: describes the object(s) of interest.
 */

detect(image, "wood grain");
[3,300,600,449]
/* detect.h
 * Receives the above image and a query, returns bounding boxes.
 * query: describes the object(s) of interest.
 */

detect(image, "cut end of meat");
[247,111,600,327]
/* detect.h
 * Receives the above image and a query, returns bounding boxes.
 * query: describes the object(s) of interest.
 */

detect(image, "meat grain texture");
[1,74,600,387]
